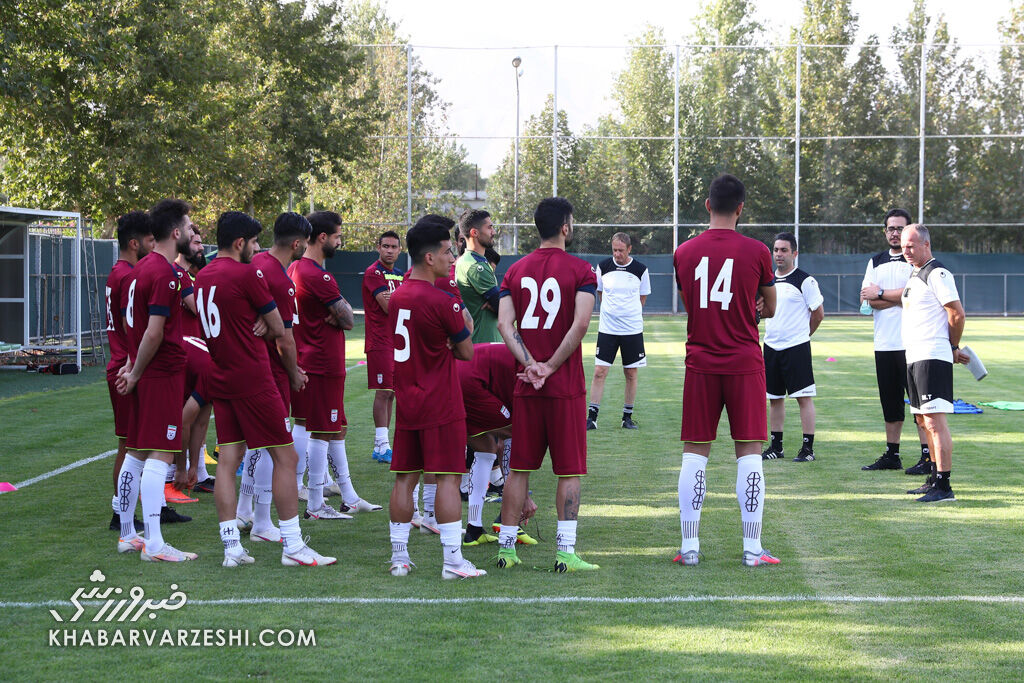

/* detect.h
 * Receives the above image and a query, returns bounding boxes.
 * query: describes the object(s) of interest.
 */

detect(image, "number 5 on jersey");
[695,257,734,310]
[394,308,411,362]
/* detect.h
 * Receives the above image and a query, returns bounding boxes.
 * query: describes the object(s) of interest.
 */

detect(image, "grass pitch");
[2,316,1023,680]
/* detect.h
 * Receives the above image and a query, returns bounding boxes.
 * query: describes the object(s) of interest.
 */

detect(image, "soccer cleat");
[282,544,337,567]
[442,558,487,579]
[672,550,700,566]
[905,455,932,476]
[917,487,955,503]
[193,478,216,493]
[793,449,816,462]
[163,482,198,504]
[222,547,255,567]
[235,513,253,531]
[486,482,504,498]
[862,453,903,470]
[621,416,639,430]
[389,559,413,577]
[324,482,341,498]
[250,526,282,543]
[297,486,309,502]
[742,548,780,567]
[460,489,469,502]
[160,506,191,523]
[516,528,538,545]
[496,547,521,568]
[372,448,393,464]
[304,503,353,520]
[463,524,498,546]
[586,419,597,431]
[761,445,785,460]
[342,498,383,513]
[118,536,145,553]
[110,512,144,532]
[419,515,440,534]
[554,551,600,572]
[411,512,424,528]
[141,544,198,562]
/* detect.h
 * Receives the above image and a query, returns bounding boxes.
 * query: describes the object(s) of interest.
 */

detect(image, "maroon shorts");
[271,367,291,416]
[214,389,292,449]
[107,370,132,438]
[463,380,512,437]
[680,370,767,443]
[366,348,394,391]
[290,382,309,420]
[305,373,346,434]
[127,373,184,452]
[391,420,467,475]
[511,395,587,476]
[183,337,214,406]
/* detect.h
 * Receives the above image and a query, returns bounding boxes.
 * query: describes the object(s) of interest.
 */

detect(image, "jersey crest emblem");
[323,274,331,282]
[376,373,383,384]
[330,409,338,422]
[453,303,461,312]
[166,424,178,440]
[500,406,510,419]
[168,280,177,290]
[288,288,295,296]
[256,269,264,278]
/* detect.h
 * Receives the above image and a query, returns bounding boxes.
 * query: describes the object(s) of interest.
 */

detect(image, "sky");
[378,0,1014,174]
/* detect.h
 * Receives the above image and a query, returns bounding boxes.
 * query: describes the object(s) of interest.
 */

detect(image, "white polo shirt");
[862,250,913,352]
[596,256,651,336]
[902,258,960,364]
[764,267,824,351]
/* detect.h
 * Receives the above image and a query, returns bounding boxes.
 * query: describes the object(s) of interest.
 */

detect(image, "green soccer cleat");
[496,547,521,569]
[554,551,600,572]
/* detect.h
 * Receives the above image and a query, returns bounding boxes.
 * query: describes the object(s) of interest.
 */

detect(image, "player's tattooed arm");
[497,296,532,366]
[325,297,354,330]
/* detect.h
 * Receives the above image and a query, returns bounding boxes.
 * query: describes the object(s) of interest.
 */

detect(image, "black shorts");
[875,350,908,423]
[764,341,815,398]
[595,332,646,368]
[907,359,954,414]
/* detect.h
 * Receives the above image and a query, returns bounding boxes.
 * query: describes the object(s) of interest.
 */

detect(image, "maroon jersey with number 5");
[672,229,774,375]
[499,248,597,398]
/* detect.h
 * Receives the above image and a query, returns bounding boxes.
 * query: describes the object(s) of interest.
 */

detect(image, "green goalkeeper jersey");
[455,250,501,343]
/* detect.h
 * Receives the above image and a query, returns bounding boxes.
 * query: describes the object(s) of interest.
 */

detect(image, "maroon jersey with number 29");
[673,229,774,375]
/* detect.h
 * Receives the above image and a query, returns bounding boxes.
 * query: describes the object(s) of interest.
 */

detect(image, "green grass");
[2,316,1024,680]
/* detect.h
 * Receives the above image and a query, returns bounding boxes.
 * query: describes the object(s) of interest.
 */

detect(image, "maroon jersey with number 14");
[389,278,470,430]
[673,229,774,375]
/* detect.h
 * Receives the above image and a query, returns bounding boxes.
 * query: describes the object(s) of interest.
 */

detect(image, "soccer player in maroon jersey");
[115,199,198,562]
[671,174,779,568]
[105,211,154,533]
[496,197,600,573]
[386,215,485,579]
[361,230,404,464]
[196,211,334,568]
[235,212,312,542]
[290,210,379,520]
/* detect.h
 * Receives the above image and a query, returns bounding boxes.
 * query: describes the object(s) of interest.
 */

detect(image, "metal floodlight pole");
[513,56,522,254]
[673,44,680,315]
[552,45,558,197]
[918,42,927,223]
[406,44,414,232]
[74,215,82,370]
[794,38,802,265]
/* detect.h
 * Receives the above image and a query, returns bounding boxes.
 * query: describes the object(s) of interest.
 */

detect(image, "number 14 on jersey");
[695,257,734,310]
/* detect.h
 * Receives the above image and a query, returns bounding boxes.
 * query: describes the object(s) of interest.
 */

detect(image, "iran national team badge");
[500,406,510,419]
[377,373,383,385]
[166,425,178,440]
[330,409,338,423]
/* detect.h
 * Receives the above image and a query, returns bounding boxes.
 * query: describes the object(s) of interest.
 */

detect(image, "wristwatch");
[875,287,884,300]
[951,344,959,351]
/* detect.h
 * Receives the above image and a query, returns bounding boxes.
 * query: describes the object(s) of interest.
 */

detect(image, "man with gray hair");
[873,224,968,502]
[587,232,651,430]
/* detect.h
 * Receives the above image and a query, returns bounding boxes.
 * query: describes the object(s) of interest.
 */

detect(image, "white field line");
[4,594,1024,610]
[2,362,367,494]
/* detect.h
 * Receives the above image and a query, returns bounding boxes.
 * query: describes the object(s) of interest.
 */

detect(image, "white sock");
[439,521,464,565]
[279,515,303,554]
[460,473,470,494]
[374,426,390,451]
[556,520,578,554]
[111,493,118,513]
[220,519,240,552]
[196,445,212,483]
[236,449,258,519]
[390,521,411,560]
[499,524,518,549]
[292,424,308,489]
[468,452,496,527]
[141,459,168,554]
[678,452,708,554]
[116,455,145,539]
[422,483,436,517]
[253,450,275,532]
[489,466,504,487]
[737,453,765,555]
[412,483,420,516]
[165,462,175,483]
[327,440,359,506]
[307,438,329,511]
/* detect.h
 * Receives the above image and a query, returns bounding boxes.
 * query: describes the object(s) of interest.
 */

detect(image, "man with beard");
[456,209,502,343]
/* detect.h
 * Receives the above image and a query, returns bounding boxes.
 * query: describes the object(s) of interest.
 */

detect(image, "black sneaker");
[761,445,785,460]
[109,512,143,532]
[460,490,469,502]
[907,477,935,494]
[905,455,931,476]
[621,416,638,430]
[193,478,216,493]
[160,506,192,523]
[586,419,597,431]
[793,449,816,462]
[486,482,503,497]
[862,453,903,471]
[916,487,955,503]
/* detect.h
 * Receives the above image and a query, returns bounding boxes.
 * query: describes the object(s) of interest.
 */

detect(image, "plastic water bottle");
[860,299,873,315]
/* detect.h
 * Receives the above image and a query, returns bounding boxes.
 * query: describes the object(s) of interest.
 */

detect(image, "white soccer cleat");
[222,547,255,568]
[117,537,145,554]
[235,514,253,531]
[343,498,383,513]
[141,543,198,562]
[325,482,341,497]
[441,558,487,580]
[297,486,309,502]
[282,544,337,567]
[250,526,282,543]
[419,515,440,534]
[389,559,414,577]
[304,503,353,520]
[411,512,424,528]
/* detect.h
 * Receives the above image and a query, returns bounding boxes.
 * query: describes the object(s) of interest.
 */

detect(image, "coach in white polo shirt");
[587,233,651,431]
[760,232,824,463]
[875,224,966,503]
[859,208,932,474]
